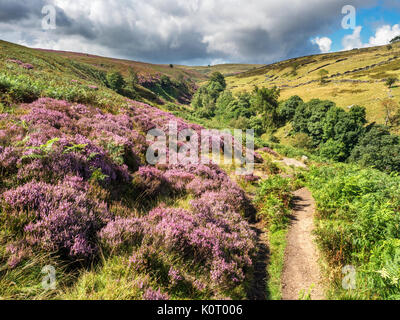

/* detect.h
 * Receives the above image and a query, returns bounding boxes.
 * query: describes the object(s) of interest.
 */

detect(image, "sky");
[0,0,399,66]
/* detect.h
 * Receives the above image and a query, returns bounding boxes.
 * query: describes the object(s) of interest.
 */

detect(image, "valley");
[1,38,400,300]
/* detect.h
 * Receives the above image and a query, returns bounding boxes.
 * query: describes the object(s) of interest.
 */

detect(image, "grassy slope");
[226,43,400,125]
[0,40,268,301]
[37,49,262,87]
[40,48,209,83]
[181,63,263,79]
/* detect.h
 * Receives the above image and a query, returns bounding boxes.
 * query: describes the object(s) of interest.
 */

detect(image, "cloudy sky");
[0,0,399,65]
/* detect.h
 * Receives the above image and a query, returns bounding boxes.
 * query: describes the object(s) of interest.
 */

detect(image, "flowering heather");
[0,97,258,298]
[22,63,34,70]
[3,176,110,258]
[7,59,34,70]
[99,217,143,250]
[5,242,32,268]
[243,174,261,183]
[142,288,169,300]
[168,267,183,285]
[145,205,255,287]
[18,134,131,183]
[163,169,195,192]
[134,166,170,196]
[22,107,73,130]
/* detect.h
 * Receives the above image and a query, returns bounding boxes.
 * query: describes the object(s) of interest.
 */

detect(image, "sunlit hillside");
[226,43,400,125]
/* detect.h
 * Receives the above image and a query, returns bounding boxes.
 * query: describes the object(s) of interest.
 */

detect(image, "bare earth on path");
[281,188,325,300]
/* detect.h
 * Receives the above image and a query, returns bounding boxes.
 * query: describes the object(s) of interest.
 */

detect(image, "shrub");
[279,95,303,122]
[2,176,110,259]
[256,176,293,230]
[106,71,125,93]
[306,164,400,299]
[385,76,398,89]
[349,124,400,173]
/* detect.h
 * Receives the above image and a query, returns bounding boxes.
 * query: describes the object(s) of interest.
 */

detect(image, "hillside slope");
[226,43,400,124]
[0,40,204,106]
[0,40,264,300]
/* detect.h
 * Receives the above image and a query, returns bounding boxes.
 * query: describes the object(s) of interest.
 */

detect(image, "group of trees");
[286,96,400,172]
[106,68,138,99]
[192,72,281,136]
[105,68,191,102]
[191,71,400,173]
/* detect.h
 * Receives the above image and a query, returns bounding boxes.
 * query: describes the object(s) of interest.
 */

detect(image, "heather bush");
[18,134,130,184]
[0,96,257,299]
[145,205,256,288]
[2,176,110,259]
[142,288,169,300]
[134,166,171,197]
[99,217,143,252]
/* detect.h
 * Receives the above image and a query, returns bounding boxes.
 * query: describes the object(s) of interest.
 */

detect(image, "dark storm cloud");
[0,0,387,65]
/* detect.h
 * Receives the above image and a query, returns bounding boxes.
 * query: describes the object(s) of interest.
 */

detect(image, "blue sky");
[316,3,400,53]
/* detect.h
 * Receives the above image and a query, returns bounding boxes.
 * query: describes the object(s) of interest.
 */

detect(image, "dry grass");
[226,43,400,124]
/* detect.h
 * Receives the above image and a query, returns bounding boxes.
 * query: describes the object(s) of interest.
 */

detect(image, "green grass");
[305,163,400,300]
[266,227,288,300]
[254,173,304,300]
[0,40,198,109]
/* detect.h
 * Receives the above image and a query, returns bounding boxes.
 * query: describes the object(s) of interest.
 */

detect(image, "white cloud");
[341,24,400,52]
[342,26,363,50]
[311,37,332,53]
[0,0,380,64]
[369,24,400,46]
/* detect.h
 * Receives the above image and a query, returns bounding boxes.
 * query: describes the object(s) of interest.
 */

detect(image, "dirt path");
[281,188,325,300]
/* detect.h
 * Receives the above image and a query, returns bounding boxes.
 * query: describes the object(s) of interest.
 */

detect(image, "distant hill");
[0,40,262,106]
[226,43,400,125]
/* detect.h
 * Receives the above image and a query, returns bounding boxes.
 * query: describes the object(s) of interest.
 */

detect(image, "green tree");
[293,99,335,144]
[106,70,125,93]
[385,76,398,89]
[250,86,280,131]
[318,69,329,84]
[319,139,347,162]
[279,95,303,122]
[209,72,226,90]
[349,124,400,173]
[127,68,138,88]
[215,90,235,116]
[192,72,227,118]
[321,105,366,158]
